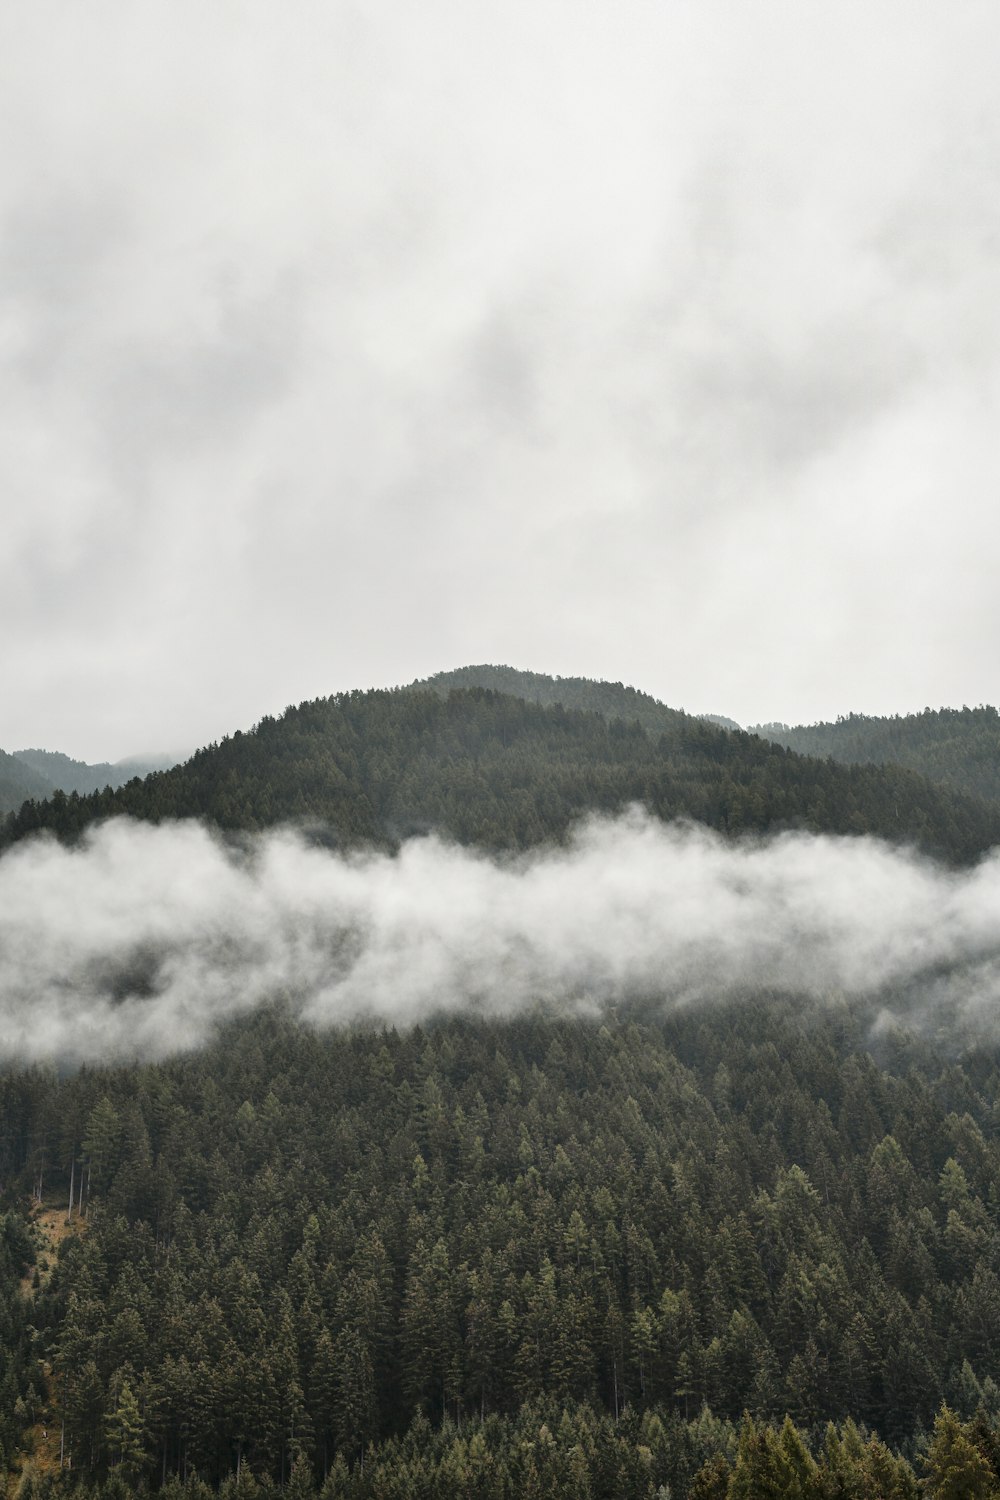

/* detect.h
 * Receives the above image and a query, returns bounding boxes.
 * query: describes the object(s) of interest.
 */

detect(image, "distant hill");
[5,678,1000,864]
[698,713,742,732]
[0,748,53,816]
[416,664,745,736]
[751,705,1000,808]
[11,747,176,797]
[0,746,183,817]
[413,664,690,738]
[115,751,184,776]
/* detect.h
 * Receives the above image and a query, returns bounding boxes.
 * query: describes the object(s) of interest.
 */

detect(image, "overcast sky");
[2,2,999,761]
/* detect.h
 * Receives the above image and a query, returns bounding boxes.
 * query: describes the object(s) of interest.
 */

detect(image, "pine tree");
[106,1378,147,1482]
[922,1405,998,1500]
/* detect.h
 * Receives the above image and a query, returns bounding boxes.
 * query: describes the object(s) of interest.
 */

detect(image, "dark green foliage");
[4,1004,1000,1494]
[412,663,693,739]
[4,685,1000,862]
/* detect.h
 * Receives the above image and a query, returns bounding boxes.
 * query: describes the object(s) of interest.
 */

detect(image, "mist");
[2,809,1000,1065]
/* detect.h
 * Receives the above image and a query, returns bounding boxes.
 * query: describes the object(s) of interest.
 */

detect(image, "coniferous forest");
[4,673,1000,1497]
[5,682,1000,864]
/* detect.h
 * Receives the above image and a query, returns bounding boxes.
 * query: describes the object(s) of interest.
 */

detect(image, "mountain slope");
[414,664,691,738]
[4,681,1000,863]
[12,746,174,797]
[752,705,1000,807]
[0,748,52,816]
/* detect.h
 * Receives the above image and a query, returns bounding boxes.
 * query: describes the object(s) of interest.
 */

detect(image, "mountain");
[416,665,741,734]
[8,670,1000,1494]
[114,750,185,775]
[698,712,742,732]
[0,747,53,816]
[4,674,1000,863]
[751,704,1000,807]
[413,664,691,738]
[0,744,182,817]
[11,746,178,798]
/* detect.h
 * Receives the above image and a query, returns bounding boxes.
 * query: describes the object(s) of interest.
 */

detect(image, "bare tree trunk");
[68,1156,75,1222]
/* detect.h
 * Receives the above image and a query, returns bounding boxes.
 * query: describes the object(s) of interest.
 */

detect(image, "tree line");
[4,686,999,863]
[754,704,1000,809]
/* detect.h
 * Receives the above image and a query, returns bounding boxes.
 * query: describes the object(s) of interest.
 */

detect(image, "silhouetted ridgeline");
[4,684,1000,862]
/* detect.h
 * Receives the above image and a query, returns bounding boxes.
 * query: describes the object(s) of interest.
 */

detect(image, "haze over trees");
[0,748,180,816]
[0,748,52,817]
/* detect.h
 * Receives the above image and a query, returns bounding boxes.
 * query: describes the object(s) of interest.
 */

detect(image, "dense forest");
[5,1006,1000,1495]
[411,666,692,741]
[753,705,1000,809]
[4,684,1000,865]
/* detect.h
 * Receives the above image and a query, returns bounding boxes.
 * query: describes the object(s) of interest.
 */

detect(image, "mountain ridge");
[4,669,999,864]
[752,703,1000,808]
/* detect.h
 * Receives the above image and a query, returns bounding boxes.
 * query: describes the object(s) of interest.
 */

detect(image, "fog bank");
[2,810,999,1064]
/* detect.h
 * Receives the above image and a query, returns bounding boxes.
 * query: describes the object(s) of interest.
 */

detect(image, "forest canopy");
[5,681,1000,866]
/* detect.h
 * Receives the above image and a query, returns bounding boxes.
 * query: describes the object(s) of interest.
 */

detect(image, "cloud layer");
[3,810,999,1065]
[2,4,1000,756]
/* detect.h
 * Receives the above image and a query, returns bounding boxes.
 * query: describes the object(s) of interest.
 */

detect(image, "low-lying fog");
[2,808,998,1064]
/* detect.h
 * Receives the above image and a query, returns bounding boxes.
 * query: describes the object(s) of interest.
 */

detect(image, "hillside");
[413,664,691,739]
[4,681,1000,863]
[417,665,740,738]
[0,746,181,815]
[752,705,1000,807]
[0,748,53,816]
[11,747,176,796]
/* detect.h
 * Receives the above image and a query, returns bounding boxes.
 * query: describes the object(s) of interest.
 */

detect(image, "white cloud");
[2,3,999,756]
[2,810,999,1064]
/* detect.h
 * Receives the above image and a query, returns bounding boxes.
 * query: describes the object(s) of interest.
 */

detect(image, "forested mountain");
[10,747,176,798]
[417,665,736,739]
[4,683,1000,863]
[0,745,179,815]
[412,665,692,740]
[6,1004,1000,1497]
[0,748,52,816]
[753,705,1000,808]
[7,671,1000,1497]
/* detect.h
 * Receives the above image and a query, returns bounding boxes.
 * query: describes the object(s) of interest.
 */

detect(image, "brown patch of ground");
[21,1415,62,1476]
[13,1204,85,1482]
[20,1201,86,1297]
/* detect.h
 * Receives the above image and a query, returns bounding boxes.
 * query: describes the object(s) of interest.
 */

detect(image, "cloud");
[2,809,999,1066]
[2,4,1000,756]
